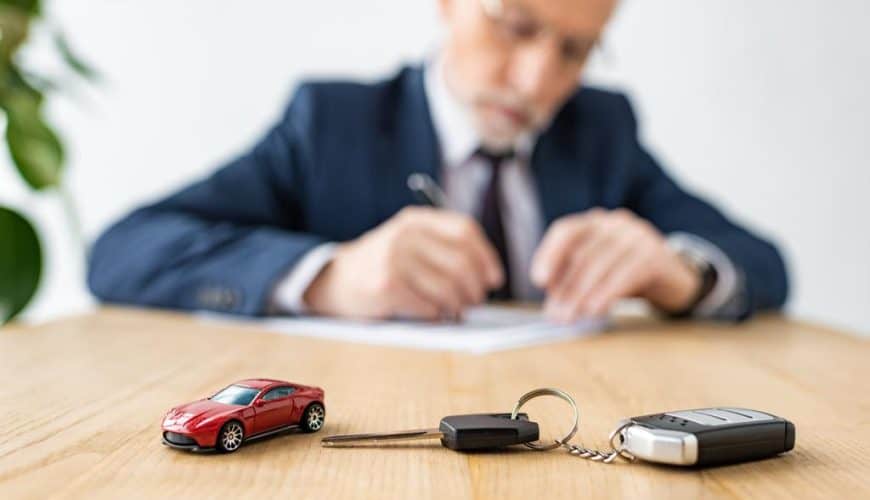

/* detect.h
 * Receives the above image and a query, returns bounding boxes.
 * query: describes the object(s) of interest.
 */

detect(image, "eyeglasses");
[480,0,599,70]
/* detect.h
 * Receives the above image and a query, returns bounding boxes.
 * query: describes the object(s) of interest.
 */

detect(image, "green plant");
[0,0,94,324]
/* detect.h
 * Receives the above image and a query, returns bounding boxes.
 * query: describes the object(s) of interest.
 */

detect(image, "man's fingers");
[561,228,639,303]
[548,229,618,302]
[387,207,499,318]
[401,255,465,317]
[545,241,624,322]
[581,218,665,315]
[584,251,652,316]
[531,211,600,288]
[389,282,442,320]
[558,250,637,321]
[424,211,504,288]
[412,235,487,305]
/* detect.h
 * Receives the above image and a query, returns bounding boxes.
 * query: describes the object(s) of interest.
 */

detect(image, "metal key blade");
[322,428,443,447]
[322,413,537,450]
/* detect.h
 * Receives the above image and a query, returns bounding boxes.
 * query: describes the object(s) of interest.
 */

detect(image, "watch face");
[676,247,708,273]
[670,249,717,316]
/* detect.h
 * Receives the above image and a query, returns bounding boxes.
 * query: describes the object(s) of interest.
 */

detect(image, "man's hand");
[303,206,504,320]
[531,208,702,322]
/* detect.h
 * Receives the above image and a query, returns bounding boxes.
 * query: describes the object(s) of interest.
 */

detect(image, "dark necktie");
[476,148,515,300]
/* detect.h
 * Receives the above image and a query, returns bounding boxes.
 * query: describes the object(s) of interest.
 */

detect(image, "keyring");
[608,421,637,461]
[510,388,580,451]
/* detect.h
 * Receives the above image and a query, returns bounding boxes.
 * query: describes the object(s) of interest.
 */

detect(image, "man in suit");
[88,0,788,322]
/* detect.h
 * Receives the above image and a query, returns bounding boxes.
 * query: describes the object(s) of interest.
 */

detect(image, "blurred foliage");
[0,0,94,324]
[0,206,40,323]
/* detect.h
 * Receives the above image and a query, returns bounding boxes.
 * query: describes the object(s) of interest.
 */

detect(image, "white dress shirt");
[272,58,740,317]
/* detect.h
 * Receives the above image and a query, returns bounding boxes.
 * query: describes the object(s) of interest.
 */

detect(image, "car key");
[321,413,539,451]
[617,407,796,466]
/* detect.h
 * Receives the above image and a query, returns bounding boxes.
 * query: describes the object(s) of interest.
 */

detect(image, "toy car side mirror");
[254,399,266,407]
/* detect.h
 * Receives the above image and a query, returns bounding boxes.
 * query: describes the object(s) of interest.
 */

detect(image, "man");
[88,0,788,322]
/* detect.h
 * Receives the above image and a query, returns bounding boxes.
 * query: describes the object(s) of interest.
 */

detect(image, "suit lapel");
[373,66,441,224]
[531,106,596,226]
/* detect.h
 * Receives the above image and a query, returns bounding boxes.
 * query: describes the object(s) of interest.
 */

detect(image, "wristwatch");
[671,248,718,318]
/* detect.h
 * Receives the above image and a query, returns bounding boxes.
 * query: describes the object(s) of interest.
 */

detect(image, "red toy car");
[162,378,325,452]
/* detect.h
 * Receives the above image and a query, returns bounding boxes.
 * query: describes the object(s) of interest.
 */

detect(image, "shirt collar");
[424,56,480,169]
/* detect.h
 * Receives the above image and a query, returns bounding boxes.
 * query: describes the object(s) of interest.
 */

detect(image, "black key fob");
[621,407,796,467]
[439,413,539,451]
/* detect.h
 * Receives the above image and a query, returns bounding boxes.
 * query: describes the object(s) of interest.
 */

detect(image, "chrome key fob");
[619,407,795,466]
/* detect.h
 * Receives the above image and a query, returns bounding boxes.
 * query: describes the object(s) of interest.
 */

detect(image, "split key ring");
[510,388,580,451]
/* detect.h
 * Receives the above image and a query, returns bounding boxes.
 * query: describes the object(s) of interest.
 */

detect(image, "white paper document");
[202,306,606,354]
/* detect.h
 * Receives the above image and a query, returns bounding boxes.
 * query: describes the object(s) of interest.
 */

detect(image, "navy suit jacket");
[88,66,788,318]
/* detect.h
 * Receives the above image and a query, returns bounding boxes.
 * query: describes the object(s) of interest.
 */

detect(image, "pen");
[407,173,448,208]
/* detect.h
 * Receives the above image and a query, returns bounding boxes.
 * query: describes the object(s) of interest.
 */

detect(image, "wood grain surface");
[1,307,868,499]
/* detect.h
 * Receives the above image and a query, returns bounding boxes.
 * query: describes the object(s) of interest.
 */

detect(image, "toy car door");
[253,386,294,433]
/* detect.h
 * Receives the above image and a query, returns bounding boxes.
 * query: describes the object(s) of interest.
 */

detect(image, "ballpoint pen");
[407,173,448,208]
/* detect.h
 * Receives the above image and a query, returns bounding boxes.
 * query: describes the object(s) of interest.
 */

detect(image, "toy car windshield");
[210,385,259,406]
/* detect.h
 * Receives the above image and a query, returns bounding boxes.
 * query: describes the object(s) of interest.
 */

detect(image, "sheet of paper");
[200,305,606,354]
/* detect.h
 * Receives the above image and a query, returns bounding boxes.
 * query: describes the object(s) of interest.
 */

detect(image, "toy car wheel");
[217,421,245,452]
[302,403,325,432]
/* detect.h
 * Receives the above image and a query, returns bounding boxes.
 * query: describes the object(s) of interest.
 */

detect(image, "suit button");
[196,288,214,307]
[196,287,222,309]
[196,286,241,311]
[220,289,238,308]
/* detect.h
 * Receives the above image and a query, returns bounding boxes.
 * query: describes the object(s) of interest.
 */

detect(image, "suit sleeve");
[87,85,325,316]
[614,95,789,319]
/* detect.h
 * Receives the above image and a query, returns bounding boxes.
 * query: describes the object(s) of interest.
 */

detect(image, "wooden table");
[1,307,868,499]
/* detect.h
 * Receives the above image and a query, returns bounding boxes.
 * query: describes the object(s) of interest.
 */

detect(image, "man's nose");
[509,39,566,106]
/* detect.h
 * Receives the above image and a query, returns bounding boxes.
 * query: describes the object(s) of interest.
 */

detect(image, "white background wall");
[2,0,868,334]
